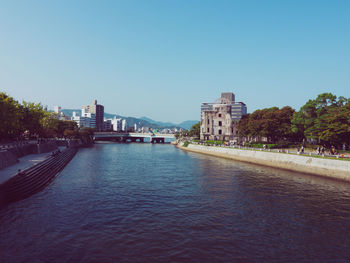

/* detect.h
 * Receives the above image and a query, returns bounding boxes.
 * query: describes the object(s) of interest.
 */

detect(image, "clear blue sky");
[1,0,349,123]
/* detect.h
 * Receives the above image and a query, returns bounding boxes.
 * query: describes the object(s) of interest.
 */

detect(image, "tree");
[189,122,200,138]
[237,114,249,137]
[238,107,295,143]
[317,102,350,146]
[291,93,349,145]
[22,101,46,137]
[0,92,23,140]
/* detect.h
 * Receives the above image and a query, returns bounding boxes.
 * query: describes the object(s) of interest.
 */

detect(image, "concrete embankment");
[0,148,77,207]
[0,142,59,170]
[177,143,350,182]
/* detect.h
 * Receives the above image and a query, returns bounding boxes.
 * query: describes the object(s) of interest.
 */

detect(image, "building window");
[219,130,222,135]
[218,121,222,126]
[207,119,209,124]
[218,114,222,117]
[207,128,209,132]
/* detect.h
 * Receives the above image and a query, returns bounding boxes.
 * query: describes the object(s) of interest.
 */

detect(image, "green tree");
[22,101,46,136]
[317,102,350,146]
[291,93,349,145]
[0,92,23,140]
[237,114,250,138]
[238,106,296,143]
[189,122,200,138]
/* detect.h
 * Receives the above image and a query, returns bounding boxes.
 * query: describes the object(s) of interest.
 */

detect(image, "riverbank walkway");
[188,141,350,160]
[0,147,64,185]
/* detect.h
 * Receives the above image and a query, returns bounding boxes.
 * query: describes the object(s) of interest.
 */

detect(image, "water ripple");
[1,143,350,262]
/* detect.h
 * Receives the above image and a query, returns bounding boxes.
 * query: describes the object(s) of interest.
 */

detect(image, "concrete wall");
[0,142,58,170]
[0,150,18,170]
[178,143,350,181]
[37,142,58,154]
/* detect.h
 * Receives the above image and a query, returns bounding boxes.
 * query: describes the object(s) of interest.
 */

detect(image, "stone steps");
[0,148,77,206]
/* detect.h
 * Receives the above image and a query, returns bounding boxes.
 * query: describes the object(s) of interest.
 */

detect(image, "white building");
[54,106,61,114]
[71,111,82,127]
[111,117,122,132]
[122,119,127,132]
[71,109,96,129]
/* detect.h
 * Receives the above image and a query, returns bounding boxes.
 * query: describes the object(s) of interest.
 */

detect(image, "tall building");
[103,118,112,131]
[122,119,127,132]
[82,100,104,131]
[200,92,247,141]
[111,117,122,132]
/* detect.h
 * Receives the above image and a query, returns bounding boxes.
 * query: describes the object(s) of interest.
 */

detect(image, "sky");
[1,0,349,123]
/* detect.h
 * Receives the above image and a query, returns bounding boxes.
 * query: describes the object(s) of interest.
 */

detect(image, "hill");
[61,109,197,130]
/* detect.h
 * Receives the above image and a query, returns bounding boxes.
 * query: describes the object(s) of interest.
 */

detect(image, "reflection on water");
[1,144,350,262]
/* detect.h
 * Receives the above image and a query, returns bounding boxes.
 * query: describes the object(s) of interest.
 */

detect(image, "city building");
[82,100,104,131]
[54,106,61,114]
[103,118,112,131]
[71,110,96,129]
[71,111,82,127]
[53,106,70,121]
[111,117,122,132]
[200,92,247,142]
[122,119,127,132]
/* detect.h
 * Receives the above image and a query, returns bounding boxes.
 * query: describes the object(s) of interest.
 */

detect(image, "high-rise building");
[122,119,127,132]
[200,92,247,141]
[111,117,122,132]
[82,100,104,131]
[103,118,112,131]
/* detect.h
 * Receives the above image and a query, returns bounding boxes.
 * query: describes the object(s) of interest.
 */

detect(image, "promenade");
[177,142,350,182]
[0,149,62,185]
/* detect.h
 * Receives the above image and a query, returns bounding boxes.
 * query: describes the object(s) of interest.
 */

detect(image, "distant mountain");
[140,117,199,130]
[139,117,179,128]
[178,120,199,130]
[61,109,197,130]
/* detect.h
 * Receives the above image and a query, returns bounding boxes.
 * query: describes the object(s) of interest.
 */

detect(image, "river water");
[1,143,350,262]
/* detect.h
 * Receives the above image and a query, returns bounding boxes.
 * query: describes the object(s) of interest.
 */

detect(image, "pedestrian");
[301,146,304,154]
[331,146,336,155]
[317,145,321,155]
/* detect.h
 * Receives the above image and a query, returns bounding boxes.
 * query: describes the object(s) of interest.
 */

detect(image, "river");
[1,143,350,262]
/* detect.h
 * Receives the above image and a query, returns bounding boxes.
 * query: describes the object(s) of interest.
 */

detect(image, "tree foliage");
[189,122,200,138]
[291,93,350,146]
[0,92,78,141]
[0,93,23,139]
[237,106,296,142]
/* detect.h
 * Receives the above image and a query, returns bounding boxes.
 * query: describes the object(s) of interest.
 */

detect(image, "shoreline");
[176,143,350,182]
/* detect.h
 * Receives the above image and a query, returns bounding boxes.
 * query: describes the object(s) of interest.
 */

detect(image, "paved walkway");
[0,147,65,185]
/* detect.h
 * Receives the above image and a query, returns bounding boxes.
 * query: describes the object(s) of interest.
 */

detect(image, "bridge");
[93,132,175,143]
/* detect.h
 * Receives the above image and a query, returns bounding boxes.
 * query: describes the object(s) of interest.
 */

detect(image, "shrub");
[205,140,223,145]
[249,143,277,149]
[183,141,190,147]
